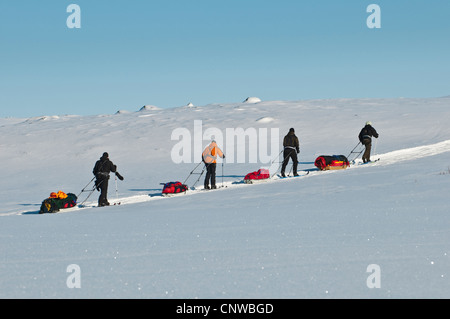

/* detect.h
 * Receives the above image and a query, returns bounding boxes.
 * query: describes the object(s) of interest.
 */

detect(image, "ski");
[350,158,380,166]
[277,171,310,179]
[359,158,380,165]
[77,201,121,209]
[202,186,227,191]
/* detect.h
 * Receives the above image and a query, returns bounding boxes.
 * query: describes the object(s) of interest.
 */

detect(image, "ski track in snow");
[15,139,450,216]
[378,139,450,164]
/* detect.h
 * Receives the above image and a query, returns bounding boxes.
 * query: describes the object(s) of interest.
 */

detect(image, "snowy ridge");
[377,139,450,165]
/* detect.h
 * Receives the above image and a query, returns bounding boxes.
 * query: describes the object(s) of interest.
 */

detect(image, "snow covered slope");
[1,98,450,298]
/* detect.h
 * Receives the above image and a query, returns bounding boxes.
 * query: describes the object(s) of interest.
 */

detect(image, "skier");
[93,152,123,207]
[202,140,225,189]
[281,128,300,177]
[358,121,379,163]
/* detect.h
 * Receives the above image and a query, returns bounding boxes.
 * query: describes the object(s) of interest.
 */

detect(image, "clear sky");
[1,0,449,118]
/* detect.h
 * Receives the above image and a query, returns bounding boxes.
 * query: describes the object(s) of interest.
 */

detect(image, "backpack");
[161,181,189,196]
[39,192,78,214]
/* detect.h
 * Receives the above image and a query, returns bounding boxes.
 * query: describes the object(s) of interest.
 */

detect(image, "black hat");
[103,152,109,158]
[289,128,295,133]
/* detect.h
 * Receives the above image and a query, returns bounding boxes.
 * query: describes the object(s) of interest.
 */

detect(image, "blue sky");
[1,0,449,117]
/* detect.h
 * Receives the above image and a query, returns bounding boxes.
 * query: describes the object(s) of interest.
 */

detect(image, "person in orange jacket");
[202,140,225,189]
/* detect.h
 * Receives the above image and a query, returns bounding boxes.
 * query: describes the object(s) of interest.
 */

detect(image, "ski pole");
[271,150,287,178]
[222,161,224,188]
[183,160,204,185]
[190,164,207,189]
[373,137,379,157]
[347,142,363,163]
[271,150,283,165]
[79,178,104,206]
[115,175,119,201]
[271,149,293,178]
[77,176,96,198]
[346,141,361,159]
[79,188,95,207]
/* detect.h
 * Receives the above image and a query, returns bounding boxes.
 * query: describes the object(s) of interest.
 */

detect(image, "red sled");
[162,181,189,196]
[244,168,271,184]
[314,155,350,171]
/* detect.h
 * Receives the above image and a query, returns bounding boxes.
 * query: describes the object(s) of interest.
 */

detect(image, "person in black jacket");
[93,152,123,207]
[358,121,379,163]
[281,128,300,177]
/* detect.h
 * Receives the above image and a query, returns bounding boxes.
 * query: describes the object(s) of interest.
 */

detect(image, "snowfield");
[1,97,450,298]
